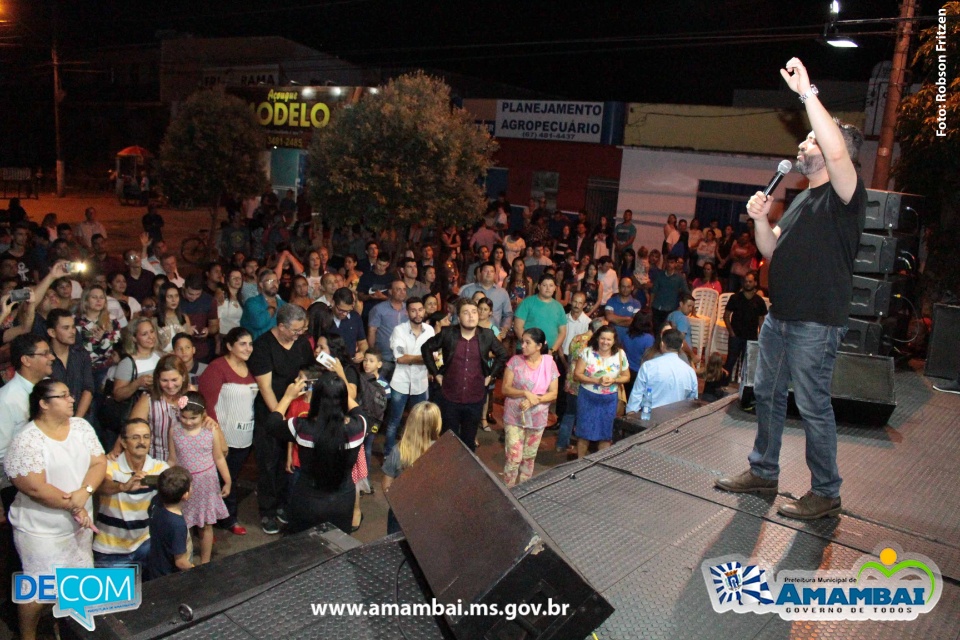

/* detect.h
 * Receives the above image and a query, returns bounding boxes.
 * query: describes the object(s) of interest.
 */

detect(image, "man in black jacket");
[422,299,507,452]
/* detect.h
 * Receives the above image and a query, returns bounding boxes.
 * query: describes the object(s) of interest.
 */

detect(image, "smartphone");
[316,352,336,369]
[303,378,318,392]
[10,288,30,303]
[141,475,159,488]
[66,261,87,273]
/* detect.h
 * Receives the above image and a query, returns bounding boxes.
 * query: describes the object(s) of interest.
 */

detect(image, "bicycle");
[180,229,209,266]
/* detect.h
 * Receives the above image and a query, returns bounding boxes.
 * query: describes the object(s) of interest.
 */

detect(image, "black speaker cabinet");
[739,340,896,426]
[926,304,960,379]
[854,233,918,275]
[850,275,907,318]
[840,317,884,355]
[389,432,614,640]
[864,189,924,232]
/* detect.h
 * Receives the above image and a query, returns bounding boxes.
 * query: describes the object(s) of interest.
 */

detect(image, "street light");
[824,1,858,47]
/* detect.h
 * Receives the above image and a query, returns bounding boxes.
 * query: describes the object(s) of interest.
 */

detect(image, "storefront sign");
[228,86,373,149]
[202,65,280,88]
[495,100,604,143]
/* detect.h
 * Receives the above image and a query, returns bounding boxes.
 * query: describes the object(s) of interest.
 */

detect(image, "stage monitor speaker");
[850,275,906,317]
[739,340,896,426]
[854,233,918,275]
[389,432,614,640]
[926,304,960,379]
[864,189,924,232]
[840,317,884,355]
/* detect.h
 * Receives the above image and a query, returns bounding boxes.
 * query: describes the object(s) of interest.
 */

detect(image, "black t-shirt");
[357,270,393,298]
[725,292,768,340]
[125,270,155,303]
[249,330,314,410]
[769,178,866,326]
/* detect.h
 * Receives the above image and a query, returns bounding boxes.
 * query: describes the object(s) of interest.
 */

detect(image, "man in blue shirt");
[666,293,699,367]
[625,329,698,412]
[367,280,408,381]
[604,277,645,341]
[240,268,286,341]
[326,287,367,362]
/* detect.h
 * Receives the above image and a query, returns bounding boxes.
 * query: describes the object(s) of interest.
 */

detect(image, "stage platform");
[73,368,960,639]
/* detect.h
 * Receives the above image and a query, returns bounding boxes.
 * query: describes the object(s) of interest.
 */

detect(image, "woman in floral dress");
[573,325,631,457]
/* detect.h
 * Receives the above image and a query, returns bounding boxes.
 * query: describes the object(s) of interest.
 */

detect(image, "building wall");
[624,104,866,157]
[615,147,808,252]
[493,138,622,212]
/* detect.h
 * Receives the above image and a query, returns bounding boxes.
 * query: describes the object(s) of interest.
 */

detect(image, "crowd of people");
[0,190,773,639]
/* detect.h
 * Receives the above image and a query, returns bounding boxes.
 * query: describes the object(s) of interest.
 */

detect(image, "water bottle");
[640,387,653,421]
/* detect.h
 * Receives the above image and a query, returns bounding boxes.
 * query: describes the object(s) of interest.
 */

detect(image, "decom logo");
[701,545,942,621]
[13,566,141,630]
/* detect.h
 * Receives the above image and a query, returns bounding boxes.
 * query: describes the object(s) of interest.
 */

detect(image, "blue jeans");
[556,392,578,449]
[94,542,151,570]
[748,315,846,499]
[384,390,428,456]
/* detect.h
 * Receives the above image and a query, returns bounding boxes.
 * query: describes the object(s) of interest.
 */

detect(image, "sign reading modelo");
[228,86,375,149]
[495,100,604,143]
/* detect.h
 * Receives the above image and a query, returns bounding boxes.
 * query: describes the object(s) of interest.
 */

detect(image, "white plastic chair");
[692,287,720,325]
[708,292,734,358]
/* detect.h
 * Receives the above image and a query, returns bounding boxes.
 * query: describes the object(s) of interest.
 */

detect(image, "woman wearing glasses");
[4,380,106,640]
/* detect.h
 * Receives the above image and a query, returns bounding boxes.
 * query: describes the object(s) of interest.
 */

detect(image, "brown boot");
[715,469,778,495]
[777,492,841,520]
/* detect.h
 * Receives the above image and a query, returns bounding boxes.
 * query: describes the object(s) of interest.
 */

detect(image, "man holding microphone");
[715,58,866,520]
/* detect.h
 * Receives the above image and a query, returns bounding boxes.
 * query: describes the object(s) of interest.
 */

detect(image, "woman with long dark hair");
[156,282,193,353]
[265,365,367,534]
[198,327,259,535]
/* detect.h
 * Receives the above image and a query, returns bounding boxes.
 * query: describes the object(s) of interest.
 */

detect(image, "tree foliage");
[895,2,960,298]
[895,1,960,226]
[159,90,267,211]
[307,71,497,231]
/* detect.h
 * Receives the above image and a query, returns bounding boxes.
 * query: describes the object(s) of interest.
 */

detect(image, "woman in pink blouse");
[501,328,559,487]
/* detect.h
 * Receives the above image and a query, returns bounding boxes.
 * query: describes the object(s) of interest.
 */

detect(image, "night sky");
[3,0,944,103]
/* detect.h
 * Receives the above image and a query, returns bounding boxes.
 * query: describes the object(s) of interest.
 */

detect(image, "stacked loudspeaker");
[842,189,923,355]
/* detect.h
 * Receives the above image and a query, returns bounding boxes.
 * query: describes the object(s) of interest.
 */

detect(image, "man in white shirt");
[625,329,698,413]
[384,298,434,456]
[160,253,185,288]
[76,207,107,249]
[0,335,55,511]
[597,256,619,305]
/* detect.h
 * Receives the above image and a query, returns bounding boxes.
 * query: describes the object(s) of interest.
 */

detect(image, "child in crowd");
[382,402,442,535]
[352,352,389,531]
[286,366,322,500]
[701,352,730,402]
[168,391,230,564]
[146,466,194,580]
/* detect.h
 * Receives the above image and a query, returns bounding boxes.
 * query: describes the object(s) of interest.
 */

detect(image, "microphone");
[763,160,793,197]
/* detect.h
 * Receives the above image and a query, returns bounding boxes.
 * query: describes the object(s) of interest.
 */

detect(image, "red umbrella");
[116,146,153,158]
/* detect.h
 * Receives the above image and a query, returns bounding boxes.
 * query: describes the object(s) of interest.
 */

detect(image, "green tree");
[159,90,267,249]
[307,71,497,233]
[895,1,960,298]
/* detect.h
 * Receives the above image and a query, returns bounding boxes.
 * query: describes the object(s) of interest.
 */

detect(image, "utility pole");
[52,1,64,197]
[871,0,915,190]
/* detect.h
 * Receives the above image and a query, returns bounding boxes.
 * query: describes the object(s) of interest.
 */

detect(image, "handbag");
[616,383,627,417]
[97,356,140,433]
